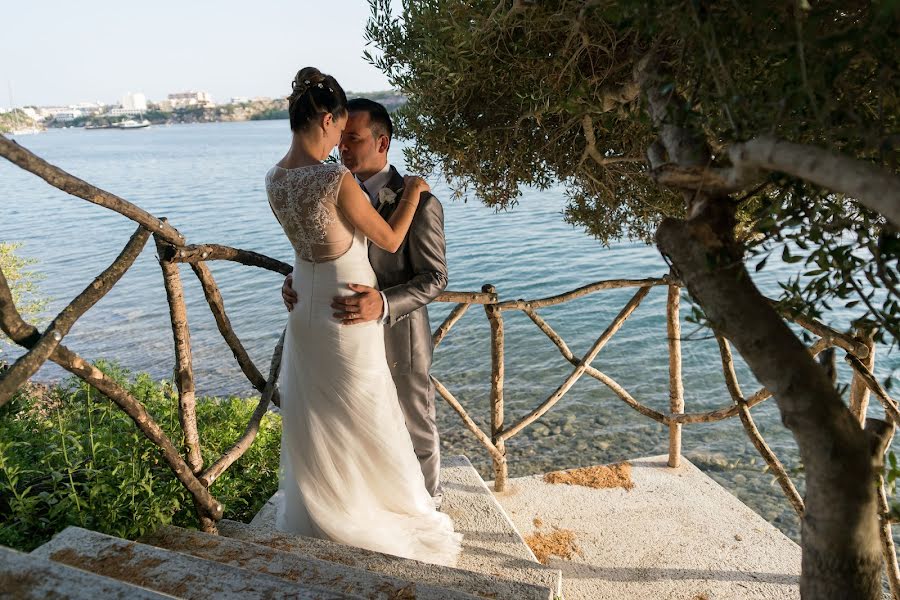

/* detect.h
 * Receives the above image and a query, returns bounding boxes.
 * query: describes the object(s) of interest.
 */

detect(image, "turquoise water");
[2,120,898,540]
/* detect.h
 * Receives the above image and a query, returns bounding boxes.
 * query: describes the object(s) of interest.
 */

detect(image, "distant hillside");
[36,91,408,131]
[0,110,41,134]
[347,90,407,111]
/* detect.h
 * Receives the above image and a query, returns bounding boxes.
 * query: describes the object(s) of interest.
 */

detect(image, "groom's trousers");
[392,370,442,498]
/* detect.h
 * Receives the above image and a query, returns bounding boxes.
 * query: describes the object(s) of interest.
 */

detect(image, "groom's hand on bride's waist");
[332,284,386,325]
[282,273,297,312]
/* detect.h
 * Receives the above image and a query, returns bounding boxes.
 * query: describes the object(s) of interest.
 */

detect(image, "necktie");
[356,177,379,208]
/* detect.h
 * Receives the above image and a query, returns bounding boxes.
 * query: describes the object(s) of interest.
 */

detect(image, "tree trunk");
[656,199,883,598]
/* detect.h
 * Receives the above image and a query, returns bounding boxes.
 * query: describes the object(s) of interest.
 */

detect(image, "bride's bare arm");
[337,174,428,253]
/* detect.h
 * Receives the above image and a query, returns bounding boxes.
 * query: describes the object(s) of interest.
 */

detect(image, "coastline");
[17,92,407,133]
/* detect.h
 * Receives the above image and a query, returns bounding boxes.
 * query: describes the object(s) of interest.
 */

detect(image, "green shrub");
[0,242,47,360]
[0,363,281,551]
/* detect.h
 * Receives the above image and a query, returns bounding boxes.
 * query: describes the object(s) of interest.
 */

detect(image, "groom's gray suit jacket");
[369,166,447,497]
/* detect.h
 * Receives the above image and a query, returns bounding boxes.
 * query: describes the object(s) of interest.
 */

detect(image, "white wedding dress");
[265,162,461,566]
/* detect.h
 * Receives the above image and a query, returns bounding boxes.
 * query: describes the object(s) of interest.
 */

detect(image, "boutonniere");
[377,187,399,207]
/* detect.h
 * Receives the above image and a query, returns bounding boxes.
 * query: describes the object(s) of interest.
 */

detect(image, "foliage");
[250,108,290,121]
[0,243,47,358]
[366,0,900,342]
[0,363,281,551]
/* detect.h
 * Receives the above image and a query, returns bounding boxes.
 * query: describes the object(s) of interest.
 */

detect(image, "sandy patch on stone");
[543,461,634,490]
[525,527,582,565]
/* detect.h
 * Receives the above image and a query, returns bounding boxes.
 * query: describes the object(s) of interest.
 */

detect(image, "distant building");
[36,107,65,119]
[121,92,148,112]
[230,96,250,105]
[154,99,174,112]
[167,91,214,108]
[74,102,106,116]
[21,107,42,121]
[54,109,83,122]
[109,107,143,117]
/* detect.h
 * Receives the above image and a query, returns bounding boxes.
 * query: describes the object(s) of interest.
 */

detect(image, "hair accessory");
[291,75,334,96]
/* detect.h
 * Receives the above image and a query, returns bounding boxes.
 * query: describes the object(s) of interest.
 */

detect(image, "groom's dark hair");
[347,98,393,140]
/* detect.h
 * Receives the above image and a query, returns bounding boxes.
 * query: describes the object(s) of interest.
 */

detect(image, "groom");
[281,98,447,506]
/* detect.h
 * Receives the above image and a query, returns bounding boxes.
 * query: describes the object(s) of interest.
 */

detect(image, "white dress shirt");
[358,162,393,205]
[355,162,394,324]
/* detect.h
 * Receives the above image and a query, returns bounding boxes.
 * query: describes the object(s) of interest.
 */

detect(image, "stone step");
[244,454,561,598]
[1,545,175,599]
[218,519,553,600]
[442,455,562,597]
[140,525,478,600]
[31,526,361,599]
[494,455,803,600]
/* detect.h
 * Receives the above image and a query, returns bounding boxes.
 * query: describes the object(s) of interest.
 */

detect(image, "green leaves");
[366,1,900,344]
[0,366,282,551]
[781,245,804,264]
[0,242,48,356]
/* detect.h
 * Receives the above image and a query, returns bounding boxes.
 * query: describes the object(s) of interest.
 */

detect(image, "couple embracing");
[266,66,461,566]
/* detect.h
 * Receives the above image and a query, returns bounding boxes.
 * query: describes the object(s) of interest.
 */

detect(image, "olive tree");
[366,1,900,597]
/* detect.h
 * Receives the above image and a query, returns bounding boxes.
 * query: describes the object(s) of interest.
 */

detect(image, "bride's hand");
[402,176,429,202]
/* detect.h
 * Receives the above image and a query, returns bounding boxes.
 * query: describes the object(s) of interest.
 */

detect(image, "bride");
[265,67,462,566]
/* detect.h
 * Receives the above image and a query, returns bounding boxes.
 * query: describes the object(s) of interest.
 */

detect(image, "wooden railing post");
[156,234,215,533]
[667,282,684,467]
[156,236,203,476]
[849,327,877,426]
[483,284,508,491]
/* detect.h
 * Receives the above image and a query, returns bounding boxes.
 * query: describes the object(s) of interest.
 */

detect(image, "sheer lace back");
[266,163,355,262]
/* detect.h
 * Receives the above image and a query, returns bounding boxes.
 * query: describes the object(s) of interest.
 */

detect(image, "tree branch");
[732,137,900,228]
[654,137,900,229]
[200,329,285,487]
[0,225,151,407]
[580,115,643,168]
[162,243,292,275]
[716,334,805,515]
[191,262,280,406]
[155,235,203,474]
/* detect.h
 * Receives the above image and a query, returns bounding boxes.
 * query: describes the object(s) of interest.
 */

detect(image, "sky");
[1,0,395,107]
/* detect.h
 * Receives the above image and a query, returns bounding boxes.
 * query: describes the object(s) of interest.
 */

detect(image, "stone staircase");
[1,456,562,599]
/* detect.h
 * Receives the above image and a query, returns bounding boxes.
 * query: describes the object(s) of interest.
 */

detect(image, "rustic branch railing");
[433,279,888,506]
[428,268,900,596]
[2,133,899,588]
[0,135,291,531]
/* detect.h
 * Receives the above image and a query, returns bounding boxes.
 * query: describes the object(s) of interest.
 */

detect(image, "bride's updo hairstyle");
[288,67,348,132]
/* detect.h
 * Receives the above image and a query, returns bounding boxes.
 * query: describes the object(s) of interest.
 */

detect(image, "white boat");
[118,118,151,129]
[9,126,39,135]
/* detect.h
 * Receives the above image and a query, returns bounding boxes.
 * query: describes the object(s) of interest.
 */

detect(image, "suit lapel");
[369,166,404,259]
[386,165,404,192]
[375,166,405,217]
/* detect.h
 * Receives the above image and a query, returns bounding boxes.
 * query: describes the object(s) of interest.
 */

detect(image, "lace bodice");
[266,163,355,262]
